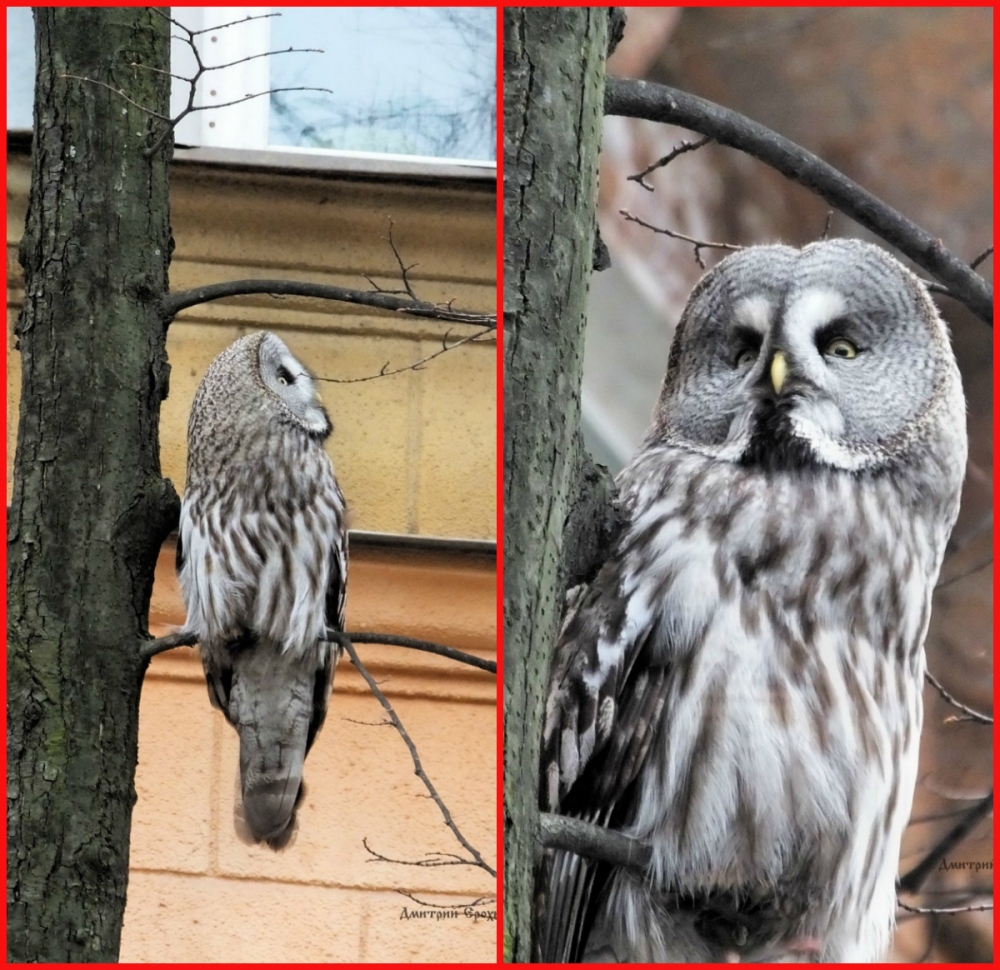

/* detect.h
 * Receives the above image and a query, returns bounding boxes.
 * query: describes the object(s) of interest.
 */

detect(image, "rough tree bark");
[7,9,177,961]
[502,8,618,961]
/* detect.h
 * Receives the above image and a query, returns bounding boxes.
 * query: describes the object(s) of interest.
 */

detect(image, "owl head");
[649,239,965,475]
[189,331,332,450]
[254,332,331,439]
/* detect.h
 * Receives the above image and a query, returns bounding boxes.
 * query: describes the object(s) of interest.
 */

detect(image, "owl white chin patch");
[789,411,873,471]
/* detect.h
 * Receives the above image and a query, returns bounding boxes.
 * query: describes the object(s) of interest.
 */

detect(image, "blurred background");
[586,7,992,962]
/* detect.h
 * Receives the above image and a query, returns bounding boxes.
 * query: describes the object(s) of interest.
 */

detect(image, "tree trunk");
[502,8,612,961]
[7,8,177,961]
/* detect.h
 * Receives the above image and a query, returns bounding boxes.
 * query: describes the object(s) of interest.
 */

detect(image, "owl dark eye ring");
[277,365,294,385]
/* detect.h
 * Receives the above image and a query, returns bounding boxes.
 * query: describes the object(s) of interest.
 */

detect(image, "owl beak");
[770,351,788,394]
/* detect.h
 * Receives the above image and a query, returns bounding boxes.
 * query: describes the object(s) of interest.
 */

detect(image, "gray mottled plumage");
[178,331,347,850]
[538,240,967,962]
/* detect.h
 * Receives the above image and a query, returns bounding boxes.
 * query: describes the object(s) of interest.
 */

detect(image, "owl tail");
[227,647,315,850]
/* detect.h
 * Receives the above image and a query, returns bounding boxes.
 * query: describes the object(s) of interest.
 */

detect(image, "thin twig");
[316,329,492,384]
[385,219,420,301]
[627,135,712,191]
[620,209,743,269]
[924,671,992,725]
[398,890,496,910]
[821,211,833,240]
[605,76,993,325]
[898,900,993,915]
[150,7,281,37]
[970,246,993,271]
[897,790,993,893]
[338,636,496,878]
[362,837,476,868]
[58,74,170,121]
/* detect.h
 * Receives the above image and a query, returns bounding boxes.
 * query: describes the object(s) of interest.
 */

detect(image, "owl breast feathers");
[538,240,967,962]
[177,331,348,850]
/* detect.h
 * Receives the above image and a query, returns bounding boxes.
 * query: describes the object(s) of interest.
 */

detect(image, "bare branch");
[58,74,171,121]
[149,8,281,39]
[398,890,496,910]
[385,219,420,301]
[316,329,492,384]
[605,77,993,325]
[925,671,992,725]
[970,245,993,270]
[140,628,496,674]
[161,278,496,327]
[142,9,328,158]
[338,636,496,878]
[620,208,743,270]
[329,631,496,673]
[189,11,282,37]
[139,629,197,661]
[898,900,993,915]
[538,812,651,871]
[362,838,476,868]
[627,135,712,192]
[897,790,993,894]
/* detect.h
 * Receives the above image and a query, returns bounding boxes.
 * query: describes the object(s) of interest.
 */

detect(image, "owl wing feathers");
[539,575,674,962]
[307,530,348,756]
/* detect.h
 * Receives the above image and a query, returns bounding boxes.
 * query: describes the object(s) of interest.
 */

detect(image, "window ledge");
[8,130,496,185]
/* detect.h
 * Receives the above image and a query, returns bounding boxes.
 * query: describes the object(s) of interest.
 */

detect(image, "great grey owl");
[177,331,347,849]
[537,239,967,962]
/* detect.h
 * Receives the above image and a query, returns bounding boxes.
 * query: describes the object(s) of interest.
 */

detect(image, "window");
[6,7,34,129]
[8,6,497,168]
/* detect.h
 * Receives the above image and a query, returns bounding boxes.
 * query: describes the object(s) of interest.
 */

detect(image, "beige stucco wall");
[8,153,497,541]
[7,148,498,962]
[124,539,496,963]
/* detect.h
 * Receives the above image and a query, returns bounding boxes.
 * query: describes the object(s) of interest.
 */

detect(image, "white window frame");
[170,7,272,150]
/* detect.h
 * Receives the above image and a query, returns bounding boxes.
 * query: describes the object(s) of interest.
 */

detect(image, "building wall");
[7,148,498,962]
[8,151,497,540]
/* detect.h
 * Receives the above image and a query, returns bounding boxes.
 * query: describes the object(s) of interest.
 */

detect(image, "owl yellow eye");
[276,365,294,385]
[825,338,857,359]
[735,348,757,368]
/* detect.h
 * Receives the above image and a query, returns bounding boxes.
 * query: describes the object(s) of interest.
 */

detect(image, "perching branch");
[539,812,650,872]
[335,634,497,879]
[541,788,994,909]
[139,628,496,674]
[605,76,993,326]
